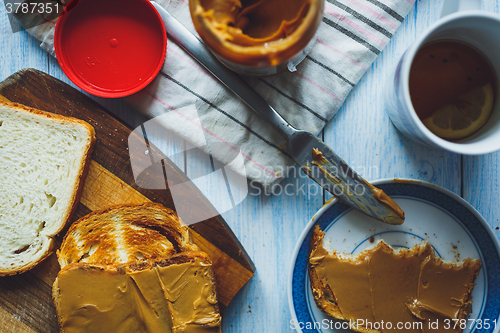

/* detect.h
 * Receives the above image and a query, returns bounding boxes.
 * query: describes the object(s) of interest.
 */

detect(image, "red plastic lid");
[55,0,166,98]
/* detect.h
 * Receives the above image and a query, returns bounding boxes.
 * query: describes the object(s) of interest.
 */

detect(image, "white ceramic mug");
[385,0,500,155]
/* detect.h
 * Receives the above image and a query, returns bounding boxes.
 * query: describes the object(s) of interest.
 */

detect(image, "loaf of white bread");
[309,225,482,333]
[0,100,95,276]
[54,203,222,333]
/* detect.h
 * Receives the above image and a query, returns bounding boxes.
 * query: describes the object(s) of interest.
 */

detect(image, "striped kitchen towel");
[27,0,416,191]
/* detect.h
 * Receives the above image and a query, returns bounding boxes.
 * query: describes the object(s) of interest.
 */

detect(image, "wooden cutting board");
[0,68,255,332]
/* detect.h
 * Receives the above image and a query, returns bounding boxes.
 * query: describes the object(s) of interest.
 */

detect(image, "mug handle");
[441,0,481,17]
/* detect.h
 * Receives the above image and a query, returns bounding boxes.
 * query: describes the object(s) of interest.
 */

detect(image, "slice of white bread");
[57,203,199,268]
[0,100,95,276]
[53,251,222,333]
[309,225,482,333]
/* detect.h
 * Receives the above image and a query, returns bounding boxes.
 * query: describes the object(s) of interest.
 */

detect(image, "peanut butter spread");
[156,260,220,332]
[365,181,405,221]
[369,242,432,333]
[56,258,221,333]
[406,256,480,333]
[311,148,405,225]
[189,0,323,66]
[311,148,342,186]
[309,226,482,333]
[310,244,376,323]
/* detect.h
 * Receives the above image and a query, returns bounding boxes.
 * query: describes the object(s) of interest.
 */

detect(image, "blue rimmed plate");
[288,179,500,333]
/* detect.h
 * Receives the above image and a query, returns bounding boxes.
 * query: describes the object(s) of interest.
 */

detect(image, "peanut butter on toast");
[53,252,221,333]
[54,203,221,333]
[308,225,481,333]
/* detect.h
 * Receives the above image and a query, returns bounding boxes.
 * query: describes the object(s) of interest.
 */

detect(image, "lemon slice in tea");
[422,83,494,140]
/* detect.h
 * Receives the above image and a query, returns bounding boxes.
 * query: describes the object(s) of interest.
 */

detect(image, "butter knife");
[151,2,405,225]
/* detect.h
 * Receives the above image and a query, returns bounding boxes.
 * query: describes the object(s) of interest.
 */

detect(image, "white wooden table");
[1,0,499,332]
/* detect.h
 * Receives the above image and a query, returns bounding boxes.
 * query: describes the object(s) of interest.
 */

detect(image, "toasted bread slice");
[53,251,221,333]
[309,225,482,333]
[57,203,199,268]
[308,226,380,333]
[0,100,95,276]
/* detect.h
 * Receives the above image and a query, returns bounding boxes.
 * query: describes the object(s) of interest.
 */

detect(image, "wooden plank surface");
[0,69,254,331]
[2,1,500,333]
[462,0,500,236]
[323,0,462,199]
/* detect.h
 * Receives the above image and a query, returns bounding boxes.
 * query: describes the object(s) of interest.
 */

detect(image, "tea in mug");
[409,40,497,140]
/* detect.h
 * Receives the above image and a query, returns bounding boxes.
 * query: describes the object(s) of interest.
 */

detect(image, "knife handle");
[151,2,297,140]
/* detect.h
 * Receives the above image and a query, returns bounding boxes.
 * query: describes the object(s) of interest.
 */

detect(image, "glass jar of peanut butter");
[189,0,324,76]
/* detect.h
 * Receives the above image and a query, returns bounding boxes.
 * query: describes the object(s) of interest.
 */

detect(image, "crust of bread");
[57,203,199,268]
[53,251,221,333]
[0,240,55,277]
[0,100,95,276]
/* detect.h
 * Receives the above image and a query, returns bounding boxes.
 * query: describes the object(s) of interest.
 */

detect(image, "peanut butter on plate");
[308,226,482,333]
[407,256,481,333]
[310,244,375,323]
[369,242,432,333]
